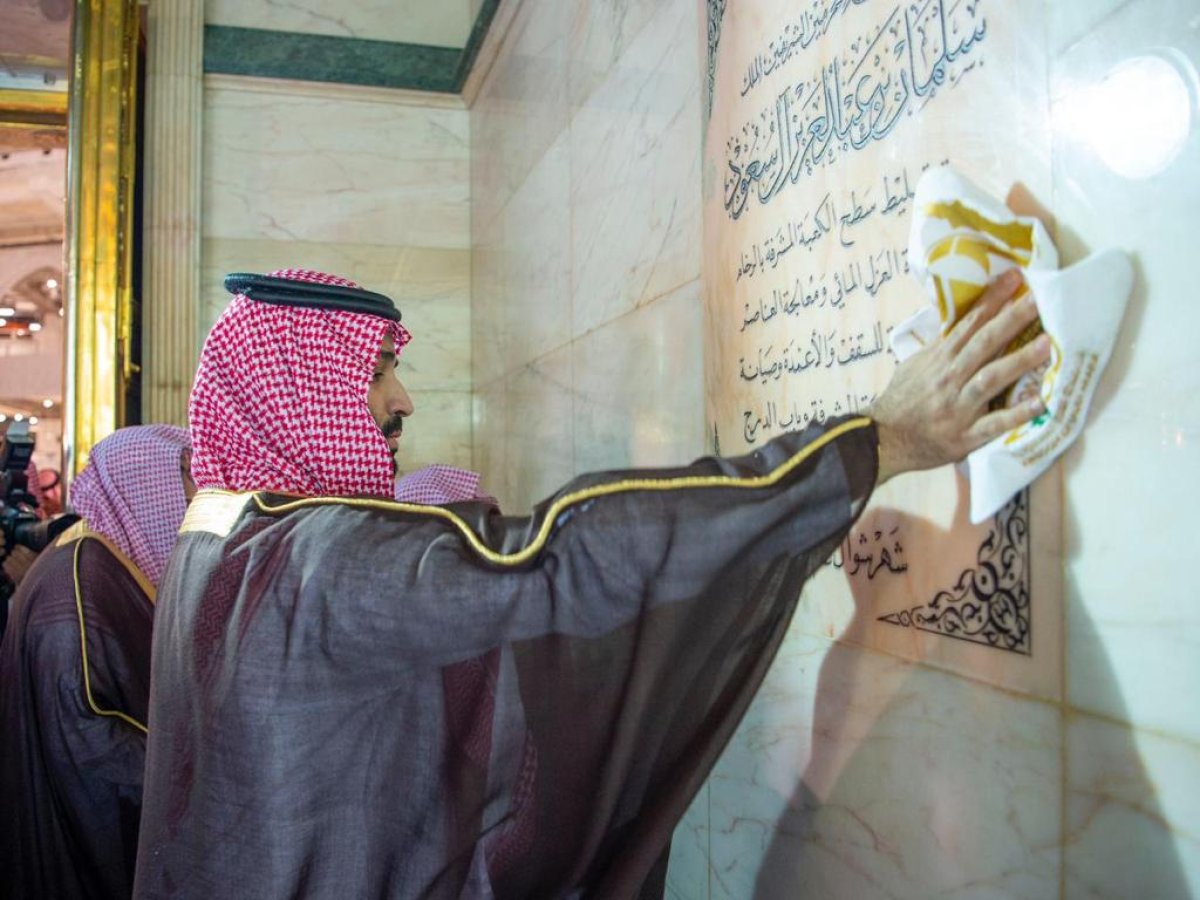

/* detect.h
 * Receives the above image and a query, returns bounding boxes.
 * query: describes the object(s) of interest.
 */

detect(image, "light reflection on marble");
[665,782,710,900]
[468,0,571,231]
[1065,714,1199,898]
[205,0,474,50]
[493,133,572,378]
[203,83,468,249]
[469,211,508,390]
[708,632,1061,899]
[568,0,702,338]
[1051,0,1200,742]
[573,281,705,475]
[472,344,575,513]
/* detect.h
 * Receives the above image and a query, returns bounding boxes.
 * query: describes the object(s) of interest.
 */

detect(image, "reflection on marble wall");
[709,632,1061,899]
[1052,0,1200,893]
[203,76,472,472]
[470,0,705,513]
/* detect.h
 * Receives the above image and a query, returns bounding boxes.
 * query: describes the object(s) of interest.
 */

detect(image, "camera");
[0,423,79,618]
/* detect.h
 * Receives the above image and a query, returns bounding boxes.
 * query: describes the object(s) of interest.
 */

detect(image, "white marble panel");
[1065,714,1200,899]
[201,238,471,393]
[1049,0,1129,55]
[572,280,705,476]
[708,633,1061,899]
[469,210,509,390]
[205,0,474,49]
[203,81,469,249]
[395,389,473,474]
[567,0,664,108]
[490,132,572,379]
[666,783,710,900]
[568,0,702,338]
[473,344,575,514]
[469,0,571,230]
[471,378,508,505]
[1050,0,1200,740]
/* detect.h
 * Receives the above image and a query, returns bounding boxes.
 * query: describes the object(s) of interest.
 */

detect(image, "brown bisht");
[135,417,878,899]
[0,526,155,900]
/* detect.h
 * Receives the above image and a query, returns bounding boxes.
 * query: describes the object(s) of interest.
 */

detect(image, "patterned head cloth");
[190,269,411,498]
[394,464,498,508]
[70,424,192,587]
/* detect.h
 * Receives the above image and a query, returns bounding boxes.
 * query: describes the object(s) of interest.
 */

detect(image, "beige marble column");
[141,0,203,425]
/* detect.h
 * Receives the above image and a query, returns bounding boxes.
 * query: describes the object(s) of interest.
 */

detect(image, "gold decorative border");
[64,0,141,477]
[182,417,874,566]
[0,89,69,129]
[65,530,151,734]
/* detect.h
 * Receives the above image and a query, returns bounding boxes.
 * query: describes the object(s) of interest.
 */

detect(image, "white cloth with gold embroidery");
[891,167,1133,523]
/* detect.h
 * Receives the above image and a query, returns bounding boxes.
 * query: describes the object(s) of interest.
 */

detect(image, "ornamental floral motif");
[878,491,1031,655]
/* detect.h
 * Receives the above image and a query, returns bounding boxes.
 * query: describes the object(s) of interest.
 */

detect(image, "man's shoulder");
[7,538,125,635]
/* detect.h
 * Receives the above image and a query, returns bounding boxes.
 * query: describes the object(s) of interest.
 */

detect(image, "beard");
[380,415,404,477]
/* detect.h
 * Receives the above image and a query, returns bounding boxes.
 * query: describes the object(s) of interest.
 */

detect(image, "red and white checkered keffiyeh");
[69,425,191,588]
[394,464,498,507]
[190,269,412,498]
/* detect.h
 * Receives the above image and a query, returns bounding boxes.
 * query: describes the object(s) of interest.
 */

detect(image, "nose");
[390,377,415,418]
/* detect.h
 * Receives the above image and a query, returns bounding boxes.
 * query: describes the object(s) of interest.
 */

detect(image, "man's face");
[367,335,415,460]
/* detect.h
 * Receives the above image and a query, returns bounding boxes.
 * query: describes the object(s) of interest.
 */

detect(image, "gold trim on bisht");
[57,519,155,602]
[179,490,253,538]
[181,417,874,566]
[55,520,153,734]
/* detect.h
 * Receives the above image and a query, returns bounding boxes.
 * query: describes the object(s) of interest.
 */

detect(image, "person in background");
[0,425,194,900]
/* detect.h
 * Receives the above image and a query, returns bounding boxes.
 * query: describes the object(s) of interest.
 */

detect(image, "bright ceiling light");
[14,414,24,422]
[28,416,38,425]
[0,319,7,327]
[42,399,53,408]
[45,278,58,289]
[28,322,42,332]
[0,307,13,316]
[0,414,6,423]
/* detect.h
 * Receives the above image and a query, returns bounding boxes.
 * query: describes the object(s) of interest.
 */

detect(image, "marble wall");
[469,0,705,512]
[201,75,473,473]
[1052,1,1199,895]
[684,1,1198,898]
[471,0,1198,897]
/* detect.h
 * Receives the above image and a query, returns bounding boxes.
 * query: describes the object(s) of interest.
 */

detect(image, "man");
[136,266,1047,898]
[0,425,194,900]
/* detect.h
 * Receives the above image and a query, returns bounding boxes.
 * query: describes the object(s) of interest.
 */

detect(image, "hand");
[871,268,1050,484]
